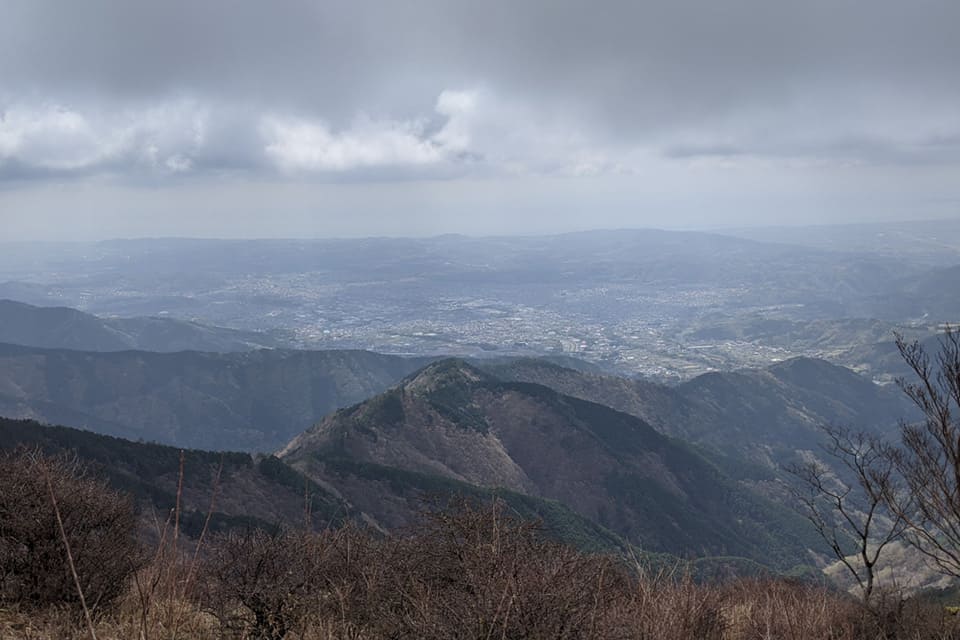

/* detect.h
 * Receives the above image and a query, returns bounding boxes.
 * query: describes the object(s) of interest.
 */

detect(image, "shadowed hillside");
[0,416,353,535]
[0,343,433,450]
[0,299,280,352]
[483,356,917,465]
[0,416,627,555]
[281,359,824,568]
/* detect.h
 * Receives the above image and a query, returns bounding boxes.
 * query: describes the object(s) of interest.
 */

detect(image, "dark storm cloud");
[4,1,957,115]
[0,0,958,238]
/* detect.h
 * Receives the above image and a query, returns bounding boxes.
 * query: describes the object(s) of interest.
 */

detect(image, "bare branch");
[786,423,905,604]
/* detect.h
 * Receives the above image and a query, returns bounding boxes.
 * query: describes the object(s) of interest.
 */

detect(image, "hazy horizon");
[2,214,959,245]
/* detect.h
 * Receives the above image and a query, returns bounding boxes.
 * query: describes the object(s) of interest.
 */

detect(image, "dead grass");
[3,449,959,640]
[7,502,960,640]
[8,568,960,640]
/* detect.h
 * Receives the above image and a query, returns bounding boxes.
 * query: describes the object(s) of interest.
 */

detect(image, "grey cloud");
[3,1,958,133]
[0,88,617,182]
[663,144,747,159]
[662,133,960,167]
[1,0,959,237]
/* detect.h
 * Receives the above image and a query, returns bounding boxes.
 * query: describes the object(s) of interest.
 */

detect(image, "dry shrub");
[307,522,393,633]
[12,491,960,640]
[618,562,726,640]
[867,588,960,640]
[196,500,960,640]
[199,500,640,639]
[201,528,321,639]
[382,500,635,639]
[723,578,861,639]
[0,448,140,613]
[722,579,960,640]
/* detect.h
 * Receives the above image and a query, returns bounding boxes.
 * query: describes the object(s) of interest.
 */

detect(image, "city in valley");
[1,221,955,382]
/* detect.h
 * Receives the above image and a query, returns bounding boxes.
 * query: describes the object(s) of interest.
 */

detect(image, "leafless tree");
[787,423,907,604]
[884,329,960,577]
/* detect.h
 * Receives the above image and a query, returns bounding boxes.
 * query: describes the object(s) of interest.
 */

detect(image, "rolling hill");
[0,416,627,554]
[280,359,823,568]
[0,416,353,536]
[483,356,917,465]
[0,299,279,352]
[0,343,433,450]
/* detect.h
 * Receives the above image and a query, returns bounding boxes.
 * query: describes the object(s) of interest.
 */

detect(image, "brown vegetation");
[0,448,140,613]
[3,480,959,640]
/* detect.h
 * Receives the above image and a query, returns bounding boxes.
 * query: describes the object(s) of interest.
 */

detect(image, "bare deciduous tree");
[787,424,907,604]
[885,329,960,577]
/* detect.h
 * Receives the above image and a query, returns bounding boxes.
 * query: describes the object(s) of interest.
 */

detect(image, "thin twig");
[185,456,223,589]
[44,465,99,640]
[172,456,224,639]
[173,449,185,546]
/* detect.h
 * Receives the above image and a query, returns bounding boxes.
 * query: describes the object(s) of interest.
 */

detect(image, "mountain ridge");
[281,358,824,568]
[0,342,434,450]
[483,355,916,464]
[0,298,280,353]
[0,416,628,555]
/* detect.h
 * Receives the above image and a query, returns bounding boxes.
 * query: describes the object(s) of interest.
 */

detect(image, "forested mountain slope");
[0,343,432,450]
[281,359,823,568]
[484,356,916,465]
[0,299,279,352]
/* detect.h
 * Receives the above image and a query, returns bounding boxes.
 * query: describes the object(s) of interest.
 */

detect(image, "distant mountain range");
[0,299,280,352]
[0,232,923,315]
[483,356,917,465]
[722,218,960,265]
[0,416,354,536]
[0,345,916,571]
[0,335,915,459]
[0,342,432,450]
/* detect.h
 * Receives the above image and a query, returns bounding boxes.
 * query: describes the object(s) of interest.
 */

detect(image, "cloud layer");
[1,0,958,235]
[0,89,641,180]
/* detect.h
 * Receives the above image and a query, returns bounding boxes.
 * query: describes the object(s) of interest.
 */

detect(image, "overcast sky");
[1,0,958,239]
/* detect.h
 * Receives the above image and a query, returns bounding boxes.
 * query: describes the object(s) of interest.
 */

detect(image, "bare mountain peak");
[403,358,492,394]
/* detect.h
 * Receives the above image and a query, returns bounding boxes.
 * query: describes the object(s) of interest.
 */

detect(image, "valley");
[0,332,922,575]
[0,224,957,612]
[2,223,956,381]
